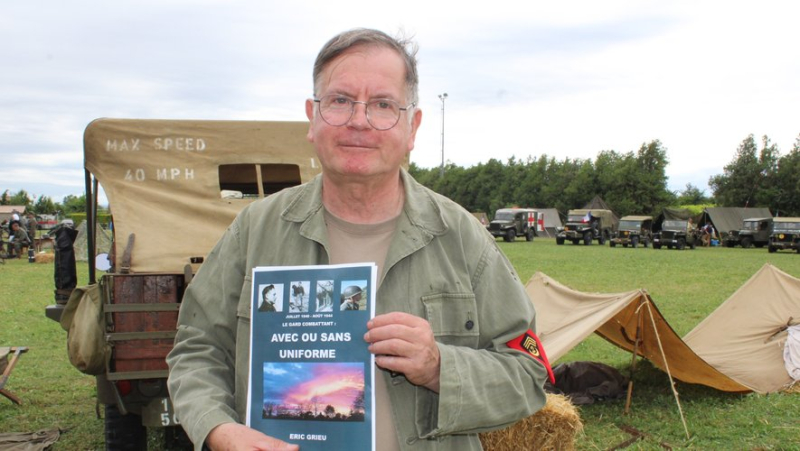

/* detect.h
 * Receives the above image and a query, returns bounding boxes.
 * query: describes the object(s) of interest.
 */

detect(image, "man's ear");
[407,108,422,152]
[305,99,316,143]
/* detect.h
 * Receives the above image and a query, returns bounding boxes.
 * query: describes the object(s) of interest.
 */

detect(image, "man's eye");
[332,96,351,105]
[374,101,393,109]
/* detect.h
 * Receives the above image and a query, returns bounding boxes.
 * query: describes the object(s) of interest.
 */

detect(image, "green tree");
[61,194,87,214]
[32,195,58,215]
[676,183,710,205]
[772,134,800,216]
[710,134,777,208]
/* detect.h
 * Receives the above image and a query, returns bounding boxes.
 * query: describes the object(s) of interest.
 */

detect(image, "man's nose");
[348,102,371,129]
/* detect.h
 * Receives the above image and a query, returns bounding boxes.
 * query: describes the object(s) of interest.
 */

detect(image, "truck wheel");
[556,237,565,245]
[599,232,607,245]
[105,404,146,451]
[653,243,661,249]
[741,237,753,248]
[572,239,580,245]
[631,236,639,248]
[526,229,534,242]
[726,240,735,248]
[583,233,592,246]
[505,229,515,242]
[769,245,776,253]
[677,238,686,250]
[610,241,616,247]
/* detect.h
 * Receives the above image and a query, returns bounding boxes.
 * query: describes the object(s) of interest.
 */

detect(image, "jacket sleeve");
[166,219,247,450]
[419,233,549,437]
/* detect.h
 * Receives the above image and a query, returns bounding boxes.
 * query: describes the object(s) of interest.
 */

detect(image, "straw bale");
[35,252,55,264]
[479,393,582,451]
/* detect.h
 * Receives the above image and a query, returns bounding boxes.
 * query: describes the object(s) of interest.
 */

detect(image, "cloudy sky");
[2,1,798,205]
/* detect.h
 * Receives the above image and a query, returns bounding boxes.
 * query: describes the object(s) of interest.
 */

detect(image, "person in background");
[7,221,31,258]
[167,28,552,451]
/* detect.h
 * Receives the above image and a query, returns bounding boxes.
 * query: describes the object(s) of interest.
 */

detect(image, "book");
[247,263,377,450]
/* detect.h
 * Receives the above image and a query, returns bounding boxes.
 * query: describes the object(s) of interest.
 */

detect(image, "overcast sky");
[2,1,798,205]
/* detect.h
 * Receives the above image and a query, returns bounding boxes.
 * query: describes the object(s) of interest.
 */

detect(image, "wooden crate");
[108,274,183,374]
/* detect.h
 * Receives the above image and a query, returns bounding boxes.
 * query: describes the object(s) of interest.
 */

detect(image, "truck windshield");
[774,222,800,231]
[663,220,686,229]
[619,220,641,230]
[567,215,587,222]
[495,212,515,221]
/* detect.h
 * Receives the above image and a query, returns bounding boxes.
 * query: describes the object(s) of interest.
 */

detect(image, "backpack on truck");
[59,283,109,375]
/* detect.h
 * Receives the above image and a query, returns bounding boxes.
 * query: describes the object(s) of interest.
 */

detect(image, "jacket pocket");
[421,293,479,347]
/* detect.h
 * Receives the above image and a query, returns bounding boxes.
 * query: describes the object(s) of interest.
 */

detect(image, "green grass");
[500,238,800,450]
[2,243,800,450]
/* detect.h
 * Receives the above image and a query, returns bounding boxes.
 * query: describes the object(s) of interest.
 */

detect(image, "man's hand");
[206,423,299,451]
[364,312,441,392]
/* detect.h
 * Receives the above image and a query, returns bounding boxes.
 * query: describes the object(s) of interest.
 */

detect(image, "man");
[167,28,550,451]
[7,221,31,258]
[340,285,363,311]
[257,284,277,312]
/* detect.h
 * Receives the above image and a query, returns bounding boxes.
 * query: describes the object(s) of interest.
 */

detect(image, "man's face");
[305,45,422,181]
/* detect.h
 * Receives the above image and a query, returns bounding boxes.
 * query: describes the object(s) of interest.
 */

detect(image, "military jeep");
[724,217,773,248]
[44,119,322,449]
[488,208,539,242]
[652,219,700,250]
[767,217,800,253]
[610,215,653,248]
[556,209,614,245]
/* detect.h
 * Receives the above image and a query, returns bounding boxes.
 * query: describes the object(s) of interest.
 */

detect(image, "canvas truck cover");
[84,118,320,273]
[567,209,616,226]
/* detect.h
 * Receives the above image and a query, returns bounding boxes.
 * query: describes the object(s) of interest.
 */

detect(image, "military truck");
[556,209,614,245]
[652,219,700,250]
[723,217,773,248]
[44,119,322,449]
[767,217,800,253]
[609,215,653,248]
[488,208,540,242]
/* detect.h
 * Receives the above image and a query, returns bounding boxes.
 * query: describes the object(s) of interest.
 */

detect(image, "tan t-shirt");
[324,208,401,451]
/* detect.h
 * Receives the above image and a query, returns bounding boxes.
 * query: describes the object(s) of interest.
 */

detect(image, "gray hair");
[312,28,419,105]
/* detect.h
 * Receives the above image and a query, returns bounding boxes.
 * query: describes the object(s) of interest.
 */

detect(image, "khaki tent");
[533,208,563,237]
[72,220,112,261]
[526,272,749,393]
[527,266,800,393]
[684,264,800,393]
[701,207,772,239]
[84,119,321,273]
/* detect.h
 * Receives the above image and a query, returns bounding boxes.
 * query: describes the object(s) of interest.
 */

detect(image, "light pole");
[438,93,448,177]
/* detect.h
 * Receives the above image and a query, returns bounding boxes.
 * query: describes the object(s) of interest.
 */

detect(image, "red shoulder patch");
[506,330,555,384]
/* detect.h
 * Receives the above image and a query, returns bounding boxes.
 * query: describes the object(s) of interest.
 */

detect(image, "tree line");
[410,134,800,218]
[3,133,799,219]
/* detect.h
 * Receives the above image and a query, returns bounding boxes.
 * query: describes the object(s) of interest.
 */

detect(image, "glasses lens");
[366,100,401,130]
[318,95,353,126]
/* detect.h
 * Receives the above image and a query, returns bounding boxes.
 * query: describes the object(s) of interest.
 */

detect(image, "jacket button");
[465,320,474,330]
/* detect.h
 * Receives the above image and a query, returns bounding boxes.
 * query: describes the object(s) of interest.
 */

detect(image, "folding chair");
[0,346,29,405]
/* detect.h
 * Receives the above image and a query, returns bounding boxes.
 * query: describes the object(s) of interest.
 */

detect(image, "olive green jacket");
[167,170,548,450]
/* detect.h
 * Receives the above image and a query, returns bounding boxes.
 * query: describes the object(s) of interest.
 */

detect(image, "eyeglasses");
[313,95,415,131]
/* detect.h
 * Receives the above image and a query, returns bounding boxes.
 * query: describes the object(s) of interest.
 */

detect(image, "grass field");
[1,241,799,450]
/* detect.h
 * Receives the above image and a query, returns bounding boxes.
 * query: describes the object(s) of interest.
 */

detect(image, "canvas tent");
[684,264,800,393]
[654,207,697,232]
[533,208,563,237]
[527,266,799,393]
[701,207,772,239]
[72,220,112,262]
[526,273,749,393]
[581,196,619,230]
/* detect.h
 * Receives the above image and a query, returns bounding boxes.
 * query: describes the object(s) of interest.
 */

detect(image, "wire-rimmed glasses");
[313,95,415,131]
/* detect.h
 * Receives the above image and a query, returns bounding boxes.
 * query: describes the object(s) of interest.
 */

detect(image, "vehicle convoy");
[768,217,800,253]
[652,219,700,250]
[45,119,322,449]
[610,215,653,248]
[723,217,773,248]
[556,209,614,245]
[487,208,540,242]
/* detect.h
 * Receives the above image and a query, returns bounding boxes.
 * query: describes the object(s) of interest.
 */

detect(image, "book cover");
[247,263,376,450]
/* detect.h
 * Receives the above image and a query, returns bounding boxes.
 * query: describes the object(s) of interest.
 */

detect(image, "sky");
[263,362,364,414]
[2,1,799,205]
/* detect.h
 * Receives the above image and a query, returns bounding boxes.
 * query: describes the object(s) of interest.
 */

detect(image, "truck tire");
[631,236,639,248]
[526,229,534,242]
[610,241,616,247]
[504,229,515,242]
[768,245,776,253]
[677,238,686,250]
[741,237,753,248]
[583,232,592,246]
[105,404,147,451]
[556,237,565,245]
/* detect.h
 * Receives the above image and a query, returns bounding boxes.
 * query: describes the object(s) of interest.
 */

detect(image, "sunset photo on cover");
[262,362,366,422]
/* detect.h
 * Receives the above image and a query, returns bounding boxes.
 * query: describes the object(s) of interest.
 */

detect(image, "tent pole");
[624,296,644,414]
